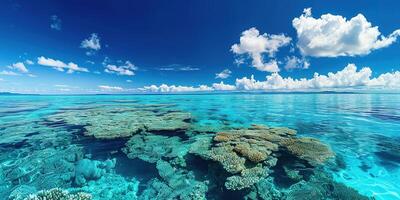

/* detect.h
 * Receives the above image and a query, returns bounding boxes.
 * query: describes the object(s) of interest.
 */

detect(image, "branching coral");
[24,188,92,200]
[225,165,269,190]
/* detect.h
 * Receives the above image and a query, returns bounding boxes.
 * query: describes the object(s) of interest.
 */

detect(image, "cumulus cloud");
[50,15,62,31]
[231,27,291,72]
[104,61,137,76]
[141,84,214,93]
[284,56,310,71]
[81,33,101,55]
[37,56,89,73]
[293,8,400,57]
[8,62,29,73]
[212,81,236,91]
[235,63,400,90]
[98,85,123,91]
[215,69,232,79]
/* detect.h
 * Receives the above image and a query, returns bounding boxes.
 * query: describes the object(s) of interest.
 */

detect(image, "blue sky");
[0,0,399,93]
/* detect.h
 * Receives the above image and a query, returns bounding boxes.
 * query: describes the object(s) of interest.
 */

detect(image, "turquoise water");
[0,94,399,199]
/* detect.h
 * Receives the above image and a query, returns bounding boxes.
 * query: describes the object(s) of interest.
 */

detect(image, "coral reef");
[190,124,299,190]
[2,145,83,190]
[74,158,116,186]
[225,165,268,190]
[280,137,335,166]
[189,124,337,191]
[8,185,36,200]
[123,133,189,163]
[24,188,92,200]
[0,97,369,200]
[46,104,192,139]
[283,170,369,200]
[76,173,139,200]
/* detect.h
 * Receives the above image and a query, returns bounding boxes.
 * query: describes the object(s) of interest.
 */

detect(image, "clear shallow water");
[0,94,399,199]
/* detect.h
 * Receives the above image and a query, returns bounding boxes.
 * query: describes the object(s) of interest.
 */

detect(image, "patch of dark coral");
[271,151,314,188]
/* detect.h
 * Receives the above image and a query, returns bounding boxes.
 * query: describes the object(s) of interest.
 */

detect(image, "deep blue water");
[0,94,399,199]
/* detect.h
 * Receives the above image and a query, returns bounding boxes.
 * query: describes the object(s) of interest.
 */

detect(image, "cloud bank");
[140,64,400,93]
[98,85,123,91]
[141,84,213,93]
[293,8,400,57]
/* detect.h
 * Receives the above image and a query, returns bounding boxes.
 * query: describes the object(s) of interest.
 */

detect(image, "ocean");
[0,93,399,199]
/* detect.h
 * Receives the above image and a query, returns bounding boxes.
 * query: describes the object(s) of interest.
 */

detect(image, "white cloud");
[141,84,214,93]
[104,61,137,76]
[179,66,200,71]
[37,56,89,73]
[0,70,19,76]
[284,56,310,71]
[215,69,232,79]
[55,85,69,88]
[8,62,29,73]
[50,15,62,31]
[81,33,101,54]
[231,27,291,72]
[235,63,400,90]
[254,59,280,72]
[158,64,200,71]
[212,81,236,91]
[98,85,123,91]
[293,8,400,57]
[136,64,400,93]
[126,79,132,83]
[369,71,400,88]
[25,60,34,65]
[86,60,95,65]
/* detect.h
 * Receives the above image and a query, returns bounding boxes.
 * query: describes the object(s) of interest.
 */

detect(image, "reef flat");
[0,102,373,200]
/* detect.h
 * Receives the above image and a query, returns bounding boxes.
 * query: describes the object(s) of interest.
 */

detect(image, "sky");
[0,0,399,94]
